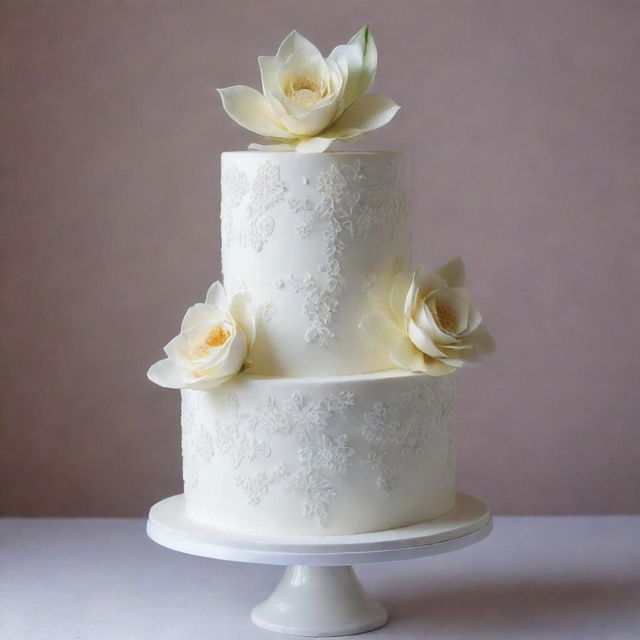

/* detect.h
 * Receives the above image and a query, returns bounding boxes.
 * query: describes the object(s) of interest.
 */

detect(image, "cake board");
[147,492,491,637]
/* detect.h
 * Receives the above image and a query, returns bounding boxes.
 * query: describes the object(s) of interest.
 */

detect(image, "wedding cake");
[148,27,495,536]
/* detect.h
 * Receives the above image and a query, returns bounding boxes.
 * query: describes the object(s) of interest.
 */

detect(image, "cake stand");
[147,492,491,637]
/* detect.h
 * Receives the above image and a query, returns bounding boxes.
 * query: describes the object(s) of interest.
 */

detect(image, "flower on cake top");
[218,26,400,153]
[360,258,496,376]
[147,282,256,390]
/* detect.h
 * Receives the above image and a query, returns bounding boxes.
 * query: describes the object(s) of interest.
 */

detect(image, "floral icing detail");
[360,377,455,493]
[281,158,407,346]
[217,27,400,153]
[182,376,455,526]
[289,196,315,238]
[362,402,402,445]
[249,161,287,212]
[221,160,286,253]
[356,156,408,235]
[257,301,276,323]
[235,463,288,506]
[221,162,248,209]
[182,389,355,525]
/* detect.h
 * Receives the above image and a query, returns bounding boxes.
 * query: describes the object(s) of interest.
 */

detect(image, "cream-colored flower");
[218,26,400,152]
[360,258,496,376]
[147,282,256,390]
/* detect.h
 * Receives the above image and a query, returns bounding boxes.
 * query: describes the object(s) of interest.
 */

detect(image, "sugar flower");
[218,26,400,152]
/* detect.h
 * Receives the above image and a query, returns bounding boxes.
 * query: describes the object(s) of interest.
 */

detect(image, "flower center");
[204,326,230,347]
[434,302,457,335]
[288,76,326,106]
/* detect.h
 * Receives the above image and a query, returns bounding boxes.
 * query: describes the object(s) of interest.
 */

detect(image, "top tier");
[220,151,411,377]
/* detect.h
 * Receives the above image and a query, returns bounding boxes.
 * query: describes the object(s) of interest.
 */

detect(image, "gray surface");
[1,517,639,639]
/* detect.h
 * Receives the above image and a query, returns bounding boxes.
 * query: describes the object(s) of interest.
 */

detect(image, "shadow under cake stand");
[147,492,491,637]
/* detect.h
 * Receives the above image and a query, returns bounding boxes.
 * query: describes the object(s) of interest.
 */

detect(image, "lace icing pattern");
[182,377,454,526]
[184,390,354,525]
[360,377,456,493]
[284,158,407,346]
[221,160,286,253]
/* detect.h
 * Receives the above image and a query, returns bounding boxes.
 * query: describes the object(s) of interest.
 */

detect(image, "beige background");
[1,0,639,516]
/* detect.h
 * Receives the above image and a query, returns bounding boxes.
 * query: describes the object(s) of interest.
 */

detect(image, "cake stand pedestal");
[147,492,491,637]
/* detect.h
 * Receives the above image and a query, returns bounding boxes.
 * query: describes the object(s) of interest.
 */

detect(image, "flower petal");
[328,42,365,110]
[248,141,296,151]
[182,371,235,391]
[322,93,400,138]
[276,30,324,63]
[408,317,447,358]
[217,86,293,138]
[294,136,336,153]
[205,281,228,308]
[464,304,483,335]
[329,25,377,110]
[230,293,257,347]
[147,358,184,389]
[389,269,414,328]
[280,100,339,136]
[403,274,419,331]
[213,332,248,378]
[164,333,195,369]
[389,336,427,372]
[347,25,377,97]
[180,302,216,333]
[465,326,497,361]
[439,327,496,366]
[414,268,447,295]
[359,311,401,348]
[257,56,289,119]
[437,256,465,287]
[316,128,364,143]
[421,355,458,377]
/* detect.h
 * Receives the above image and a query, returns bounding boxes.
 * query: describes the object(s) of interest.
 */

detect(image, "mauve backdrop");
[1,0,639,516]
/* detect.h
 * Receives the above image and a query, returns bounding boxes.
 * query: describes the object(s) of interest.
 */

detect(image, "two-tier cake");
[148,27,495,536]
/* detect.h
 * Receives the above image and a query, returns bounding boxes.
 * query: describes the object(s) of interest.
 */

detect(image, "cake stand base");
[251,565,387,636]
[147,492,491,637]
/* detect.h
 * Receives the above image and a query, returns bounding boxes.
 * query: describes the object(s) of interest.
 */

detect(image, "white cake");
[148,27,495,538]
[178,151,456,536]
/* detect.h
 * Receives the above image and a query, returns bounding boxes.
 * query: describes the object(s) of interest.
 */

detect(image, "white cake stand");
[147,492,491,637]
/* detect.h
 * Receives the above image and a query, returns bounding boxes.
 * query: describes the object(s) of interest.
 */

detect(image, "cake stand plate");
[147,492,491,637]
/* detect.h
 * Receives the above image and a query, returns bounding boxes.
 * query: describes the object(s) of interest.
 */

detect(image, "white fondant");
[182,370,456,536]
[220,151,410,376]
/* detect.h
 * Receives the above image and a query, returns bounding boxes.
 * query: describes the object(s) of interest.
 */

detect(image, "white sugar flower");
[148,282,256,390]
[218,26,400,153]
[360,258,496,376]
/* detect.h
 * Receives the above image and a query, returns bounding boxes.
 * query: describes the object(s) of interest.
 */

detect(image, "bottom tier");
[181,370,456,536]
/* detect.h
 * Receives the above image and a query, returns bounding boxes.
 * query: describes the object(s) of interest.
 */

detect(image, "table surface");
[2,516,639,640]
